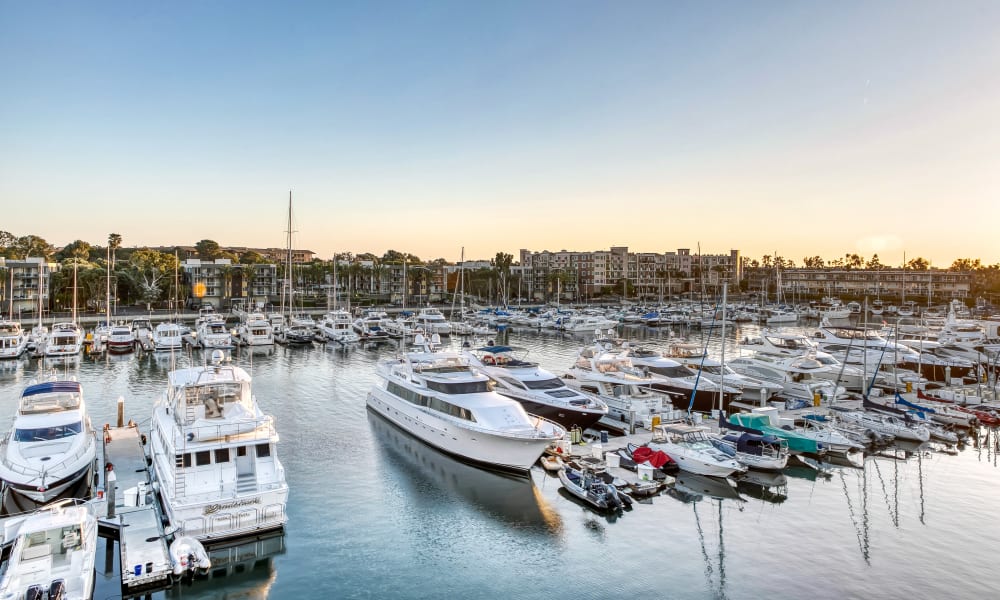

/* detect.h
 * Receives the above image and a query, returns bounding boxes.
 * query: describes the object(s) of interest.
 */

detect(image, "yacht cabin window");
[256,443,271,458]
[15,421,83,442]
[215,448,230,463]
[195,451,212,466]
[522,378,565,390]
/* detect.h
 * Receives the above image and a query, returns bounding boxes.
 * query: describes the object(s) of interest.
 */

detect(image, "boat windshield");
[15,421,83,442]
[523,378,565,390]
[645,365,694,378]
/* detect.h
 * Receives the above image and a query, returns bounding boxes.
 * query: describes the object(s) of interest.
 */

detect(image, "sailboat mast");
[72,261,78,324]
[285,190,294,318]
[106,245,111,325]
[718,282,727,414]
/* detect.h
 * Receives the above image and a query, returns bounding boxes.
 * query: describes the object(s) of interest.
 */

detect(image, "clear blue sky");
[2,1,998,266]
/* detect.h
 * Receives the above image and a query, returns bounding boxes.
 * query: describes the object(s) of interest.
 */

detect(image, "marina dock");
[98,421,173,596]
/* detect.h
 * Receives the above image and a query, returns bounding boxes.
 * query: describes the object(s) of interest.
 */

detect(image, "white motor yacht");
[623,345,742,414]
[413,307,453,336]
[106,323,136,353]
[153,322,184,352]
[728,354,846,403]
[464,345,608,431]
[130,318,153,348]
[196,314,234,350]
[366,334,565,473]
[0,500,97,600]
[238,313,274,346]
[317,310,360,343]
[43,323,83,358]
[648,424,745,477]
[0,380,96,503]
[149,351,288,542]
[561,342,671,427]
[0,320,29,359]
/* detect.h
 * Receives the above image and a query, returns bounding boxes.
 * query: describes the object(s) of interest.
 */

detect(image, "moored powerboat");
[0,320,29,359]
[464,344,609,430]
[148,351,288,541]
[0,499,97,600]
[0,380,97,503]
[366,334,565,473]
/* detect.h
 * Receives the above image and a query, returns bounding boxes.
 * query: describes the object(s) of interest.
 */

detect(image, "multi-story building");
[519,247,741,301]
[776,268,972,301]
[0,257,59,320]
[182,259,278,309]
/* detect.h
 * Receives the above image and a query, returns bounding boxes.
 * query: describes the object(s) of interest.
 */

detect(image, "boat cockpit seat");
[25,585,43,600]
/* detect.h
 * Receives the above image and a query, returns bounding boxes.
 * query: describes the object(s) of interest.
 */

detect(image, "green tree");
[195,239,223,260]
[239,250,266,264]
[56,240,93,262]
[11,235,54,260]
[949,258,981,271]
[108,233,122,270]
[121,249,177,310]
[866,254,883,270]
[0,231,17,258]
[906,257,931,270]
[491,252,514,306]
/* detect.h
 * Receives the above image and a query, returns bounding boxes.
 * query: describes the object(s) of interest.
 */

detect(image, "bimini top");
[22,381,82,397]
[19,380,83,413]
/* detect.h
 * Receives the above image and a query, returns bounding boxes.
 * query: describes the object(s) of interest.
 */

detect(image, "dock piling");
[117,396,125,428]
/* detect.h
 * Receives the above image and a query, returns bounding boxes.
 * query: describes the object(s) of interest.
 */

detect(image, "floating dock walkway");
[98,419,174,596]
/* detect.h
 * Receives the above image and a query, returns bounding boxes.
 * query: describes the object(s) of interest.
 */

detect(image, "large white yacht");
[43,323,83,358]
[727,354,846,403]
[464,345,608,431]
[0,500,97,600]
[367,334,565,473]
[413,307,453,336]
[237,313,274,346]
[0,320,29,359]
[152,321,184,352]
[317,309,360,343]
[623,345,742,413]
[196,314,234,350]
[0,380,96,503]
[560,342,671,427]
[149,352,288,542]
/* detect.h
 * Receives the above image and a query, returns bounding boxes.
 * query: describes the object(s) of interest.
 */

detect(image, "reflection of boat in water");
[736,470,788,503]
[673,473,743,501]
[368,411,561,532]
[166,531,285,599]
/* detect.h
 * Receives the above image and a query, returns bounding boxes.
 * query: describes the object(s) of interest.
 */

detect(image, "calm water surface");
[1,322,998,599]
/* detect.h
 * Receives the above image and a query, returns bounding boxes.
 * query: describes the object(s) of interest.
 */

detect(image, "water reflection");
[736,471,788,504]
[674,473,743,502]
[367,411,562,534]
[166,531,286,599]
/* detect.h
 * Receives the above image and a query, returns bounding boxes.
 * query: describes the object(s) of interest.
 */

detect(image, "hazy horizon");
[2,2,998,267]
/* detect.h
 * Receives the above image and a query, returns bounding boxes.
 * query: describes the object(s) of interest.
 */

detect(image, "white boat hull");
[367,388,556,472]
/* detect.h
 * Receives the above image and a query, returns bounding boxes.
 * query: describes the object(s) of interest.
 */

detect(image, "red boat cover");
[631,446,672,468]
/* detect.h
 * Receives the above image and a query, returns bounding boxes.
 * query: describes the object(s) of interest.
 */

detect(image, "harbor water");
[1,322,998,599]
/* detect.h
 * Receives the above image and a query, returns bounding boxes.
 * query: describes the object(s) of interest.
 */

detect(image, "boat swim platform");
[97,422,174,596]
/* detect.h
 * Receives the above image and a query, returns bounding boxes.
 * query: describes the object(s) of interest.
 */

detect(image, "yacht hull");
[366,389,554,473]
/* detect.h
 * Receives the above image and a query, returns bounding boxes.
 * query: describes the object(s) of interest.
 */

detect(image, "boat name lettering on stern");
[203,497,262,515]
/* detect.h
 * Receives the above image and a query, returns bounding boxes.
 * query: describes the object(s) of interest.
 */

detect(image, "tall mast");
[106,244,111,325]
[72,261,78,323]
[284,190,294,318]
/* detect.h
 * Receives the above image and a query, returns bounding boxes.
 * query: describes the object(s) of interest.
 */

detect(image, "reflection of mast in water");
[918,450,925,525]
[840,468,870,564]
[691,500,729,600]
[871,456,899,527]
